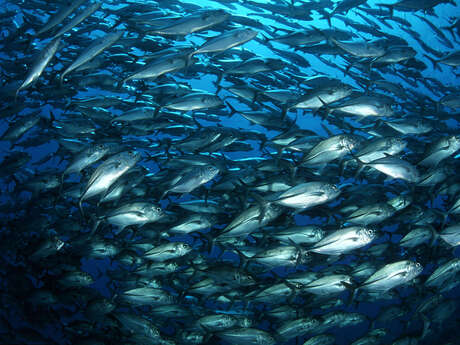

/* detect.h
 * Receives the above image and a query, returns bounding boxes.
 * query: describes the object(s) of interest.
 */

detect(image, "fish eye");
[156,207,162,213]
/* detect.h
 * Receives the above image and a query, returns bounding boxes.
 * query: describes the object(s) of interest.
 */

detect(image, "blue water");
[0,0,459,344]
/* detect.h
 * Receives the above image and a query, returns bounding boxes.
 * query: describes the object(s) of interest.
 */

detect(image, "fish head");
[166,262,179,271]
[202,9,229,22]
[144,204,165,220]
[78,272,94,285]
[408,261,423,277]
[97,142,118,155]
[378,103,394,116]
[341,134,361,152]
[312,226,325,241]
[235,28,258,41]
[121,150,141,165]
[201,165,220,180]
[177,242,192,255]
[449,135,460,149]
[337,83,354,97]
[299,250,312,264]
[416,119,432,132]
[202,94,222,107]
[453,259,460,270]
[54,237,66,251]
[99,299,116,313]
[389,194,412,211]
[323,183,341,200]
[238,271,256,285]
[238,317,254,328]
[359,227,377,242]
[389,137,407,152]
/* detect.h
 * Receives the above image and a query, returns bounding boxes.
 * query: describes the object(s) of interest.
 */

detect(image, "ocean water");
[0,1,459,344]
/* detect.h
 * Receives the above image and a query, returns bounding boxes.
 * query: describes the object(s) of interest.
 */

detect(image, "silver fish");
[360,260,423,291]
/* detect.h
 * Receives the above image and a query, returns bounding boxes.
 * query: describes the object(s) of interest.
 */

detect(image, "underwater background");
[0,0,459,344]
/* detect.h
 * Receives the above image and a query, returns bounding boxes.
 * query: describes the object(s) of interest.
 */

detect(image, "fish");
[16,37,61,99]
[162,164,220,197]
[309,226,376,255]
[360,260,423,292]
[355,156,420,183]
[189,28,258,58]
[268,181,341,209]
[60,30,124,84]
[79,150,141,214]
[92,202,165,234]
[301,134,360,166]
[2,1,460,345]
[120,50,193,85]
[35,0,87,36]
[217,328,276,345]
[150,9,230,36]
[425,258,460,287]
[52,2,102,39]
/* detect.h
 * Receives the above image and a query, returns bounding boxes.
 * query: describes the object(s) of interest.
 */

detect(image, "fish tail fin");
[343,281,358,306]
[59,72,66,86]
[315,96,330,119]
[260,32,272,46]
[198,231,216,255]
[58,172,66,198]
[281,104,289,120]
[185,51,195,68]
[420,313,431,339]
[377,4,393,17]
[349,152,367,179]
[153,106,161,118]
[440,211,450,229]
[78,198,85,219]
[234,247,250,270]
[117,78,128,89]
[90,215,101,236]
[14,88,20,103]
[225,101,238,116]
[424,54,440,71]
[213,70,224,91]
[325,12,332,27]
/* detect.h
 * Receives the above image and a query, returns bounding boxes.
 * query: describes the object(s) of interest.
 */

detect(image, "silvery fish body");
[79,150,140,206]
[309,226,376,255]
[425,258,460,287]
[419,135,460,167]
[302,134,360,166]
[61,30,124,83]
[191,28,258,56]
[152,9,229,35]
[302,274,353,295]
[16,37,61,98]
[218,328,276,345]
[360,260,423,291]
[165,164,219,195]
[63,142,118,177]
[439,224,460,246]
[268,225,324,245]
[218,202,283,239]
[270,181,340,209]
[144,242,192,262]
[104,202,165,230]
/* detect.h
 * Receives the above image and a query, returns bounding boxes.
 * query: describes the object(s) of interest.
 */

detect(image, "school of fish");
[0,0,459,344]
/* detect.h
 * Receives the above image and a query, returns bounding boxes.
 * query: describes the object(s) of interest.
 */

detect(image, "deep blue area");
[0,1,459,345]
